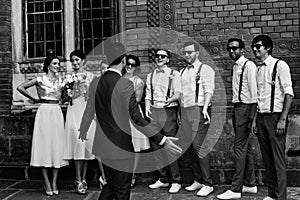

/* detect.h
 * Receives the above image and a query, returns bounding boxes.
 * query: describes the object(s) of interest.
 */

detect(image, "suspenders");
[238,60,248,102]
[195,64,203,103]
[150,69,174,105]
[270,59,281,113]
[180,63,203,103]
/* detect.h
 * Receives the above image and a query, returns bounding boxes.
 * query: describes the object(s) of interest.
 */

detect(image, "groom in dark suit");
[79,42,182,200]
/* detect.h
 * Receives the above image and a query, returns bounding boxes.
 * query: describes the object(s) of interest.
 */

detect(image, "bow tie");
[187,64,194,69]
[156,69,165,73]
[257,61,266,67]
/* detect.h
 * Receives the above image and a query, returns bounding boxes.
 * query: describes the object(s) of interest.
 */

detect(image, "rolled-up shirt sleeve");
[145,73,152,101]
[246,62,258,103]
[172,71,182,95]
[202,65,215,95]
[278,60,294,96]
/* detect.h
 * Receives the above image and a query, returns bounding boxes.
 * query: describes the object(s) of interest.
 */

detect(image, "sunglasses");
[126,62,137,67]
[155,54,168,59]
[227,46,240,52]
[183,50,195,55]
[251,44,264,49]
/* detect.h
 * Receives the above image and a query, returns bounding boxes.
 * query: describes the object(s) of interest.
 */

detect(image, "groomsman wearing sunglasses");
[250,35,293,200]
[145,49,182,194]
[180,41,215,197]
[217,38,258,200]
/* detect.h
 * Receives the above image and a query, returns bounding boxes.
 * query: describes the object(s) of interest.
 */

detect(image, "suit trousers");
[231,103,256,192]
[149,106,181,183]
[180,106,213,186]
[98,158,133,200]
[256,113,287,200]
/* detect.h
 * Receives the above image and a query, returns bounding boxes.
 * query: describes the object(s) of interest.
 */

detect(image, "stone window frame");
[11,0,125,112]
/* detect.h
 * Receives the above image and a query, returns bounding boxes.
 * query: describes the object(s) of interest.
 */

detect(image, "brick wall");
[0,0,12,115]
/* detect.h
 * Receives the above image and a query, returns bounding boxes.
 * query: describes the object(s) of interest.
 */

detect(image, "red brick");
[193,1,204,7]
[125,0,136,6]
[241,0,253,3]
[212,6,223,12]
[181,2,193,7]
[280,8,292,14]
[136,5,147,10]
[177,19,188,25]
[182,25,193,31]
[126,12,136,17]
[224,16,235,23]
[188,7,200,13]
[188,19,200,25]
[287,14,298,20]
[280,20,293,26]
[224,5,235,11]
[177,8,187,14]
[230,22,242,28]
[261,15,273,21]
[242,10,253,16]
[274,14,286,20]
[237,16,248,22]
[213,18,224,24]
[236,5,247,10]
[229,11,241,16]
[229,0,241,4]
[200,7,212,12]
[267,20,280,26]
[200,18,213,24]
[243,22,254,27]
[249,16,260,21]
[218,11,230,17]
[136,0,146,5]
[250,27,262,34]
[194,13,205,18]
[194,24,205,30]
[261,3,272,9]
[182,14,193,19]
[273,2,286,8]
[217,0,229,5]
[287,2,298,7]
[248,4,260,9]
[255,21,267,27]
[281,32,293,38]
[267,8,280,14]
[206,12,217,18]
[126,23,137,29]
[287,26,298,32]
[275,26,286,32]
[268,33,280,39]
[262,26,274,32]
[293,19,299,25]
[137,11,147,17]
[254,9,266,15]
[205,1,217,6]
[137,22,148,28]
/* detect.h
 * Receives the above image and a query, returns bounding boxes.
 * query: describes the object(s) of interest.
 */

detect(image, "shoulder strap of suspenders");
[150,71,154,105]
[238,60,248,102]
[166,69,174,99]
[195,63,204,103]
[270,59,281,113]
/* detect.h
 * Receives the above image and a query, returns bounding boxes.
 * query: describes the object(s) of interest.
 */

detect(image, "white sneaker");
[185,181,202,191]
[242,185,257,193]
[263,197,275,200]
[149,179,169,189]
[196,185,214,197]
[216,190,241,199]
[168,183,181,193]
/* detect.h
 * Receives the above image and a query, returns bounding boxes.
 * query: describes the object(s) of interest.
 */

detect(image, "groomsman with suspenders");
[146,49,182,194]
[251,35,294,200]
[217,38,258,199]
[180,41,215,197]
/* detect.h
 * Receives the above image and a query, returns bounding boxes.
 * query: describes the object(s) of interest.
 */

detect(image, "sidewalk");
[0,179,299,200]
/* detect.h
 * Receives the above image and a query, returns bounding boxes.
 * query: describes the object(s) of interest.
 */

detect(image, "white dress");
[64,71,96,160]
[30,76,69,168]
[129,76,150,152]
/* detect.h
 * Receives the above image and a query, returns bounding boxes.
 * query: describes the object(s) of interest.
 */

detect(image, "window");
[77,0,120,56]
[25,0,64,58]
[23,0,120,59]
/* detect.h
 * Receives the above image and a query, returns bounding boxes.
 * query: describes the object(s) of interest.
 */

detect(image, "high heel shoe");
[99,176,106,190]
[131,174,136,188]
[52,185,59,195]
[74,180,86,194]
[43,184,53,196]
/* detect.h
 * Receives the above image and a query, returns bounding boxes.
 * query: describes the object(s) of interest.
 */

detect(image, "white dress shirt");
[145,66,181,108]
[180,59,215,108]
[232,56,257,104]
[257,55,294,113]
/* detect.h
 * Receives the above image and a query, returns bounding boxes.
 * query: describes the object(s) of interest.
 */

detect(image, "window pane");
[78,0,119,55]
[25,0,63,58]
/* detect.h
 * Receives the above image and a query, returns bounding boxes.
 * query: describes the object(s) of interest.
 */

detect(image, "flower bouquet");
[61,74,76,105]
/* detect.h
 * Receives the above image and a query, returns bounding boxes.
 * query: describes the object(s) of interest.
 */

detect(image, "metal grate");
[25,0,64,58]
[77,0,119,56]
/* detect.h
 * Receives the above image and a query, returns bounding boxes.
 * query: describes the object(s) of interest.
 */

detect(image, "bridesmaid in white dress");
[64,50,95,194]
[17,54,68,196]
[123,55,150,187]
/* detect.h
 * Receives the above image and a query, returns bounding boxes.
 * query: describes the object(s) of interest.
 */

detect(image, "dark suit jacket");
[80,70,163,160]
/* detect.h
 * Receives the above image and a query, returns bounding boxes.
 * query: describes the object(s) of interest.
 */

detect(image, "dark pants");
[150,106,181,184]
[256,113,287,200]
[231,103,256,192]
[180,106,212,186]
[99,158,133,200]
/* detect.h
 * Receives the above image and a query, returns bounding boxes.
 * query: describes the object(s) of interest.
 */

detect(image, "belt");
[39,99,59,104]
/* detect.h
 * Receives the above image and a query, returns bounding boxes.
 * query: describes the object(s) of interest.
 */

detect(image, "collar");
[235,55,247,66]
[262,55,273,67]
[106,68,122,76]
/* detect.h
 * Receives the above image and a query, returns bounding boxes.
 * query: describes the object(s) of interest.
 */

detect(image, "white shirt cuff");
[159,136,167,146]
